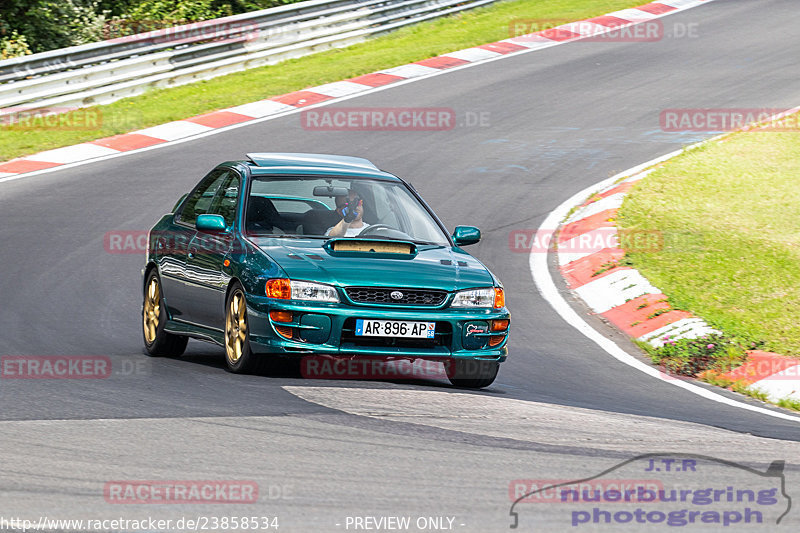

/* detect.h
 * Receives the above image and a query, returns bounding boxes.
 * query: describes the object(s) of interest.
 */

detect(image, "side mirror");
[452,225,480,246]
[196,214,228,233]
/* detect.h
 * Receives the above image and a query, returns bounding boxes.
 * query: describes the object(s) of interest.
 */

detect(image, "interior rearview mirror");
[313,185,350,197]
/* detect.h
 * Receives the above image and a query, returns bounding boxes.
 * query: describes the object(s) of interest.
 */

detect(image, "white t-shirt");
[326,223,371,237]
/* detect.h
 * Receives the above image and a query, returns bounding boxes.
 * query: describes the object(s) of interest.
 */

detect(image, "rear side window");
[177,170,229,226]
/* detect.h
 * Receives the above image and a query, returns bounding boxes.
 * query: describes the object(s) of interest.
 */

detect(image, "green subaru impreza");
[142,153,509,388]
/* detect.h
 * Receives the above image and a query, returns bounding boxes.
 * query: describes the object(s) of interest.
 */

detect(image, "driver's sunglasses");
[339,195,361,209]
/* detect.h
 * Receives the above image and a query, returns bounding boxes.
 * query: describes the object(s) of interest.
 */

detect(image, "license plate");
[355,319,436,339]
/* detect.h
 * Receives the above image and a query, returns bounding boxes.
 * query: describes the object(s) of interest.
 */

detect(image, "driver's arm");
[327,199,362,237]
[326,219,350,237]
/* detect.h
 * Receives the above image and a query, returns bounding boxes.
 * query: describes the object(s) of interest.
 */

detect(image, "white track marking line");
[563,192,625,224]
[752,367,800,402]
[640,317,720,347]
[379,64,440,78]
[660,0,707,8]
[306,81,372,97]
[24,143,120,164]
[227,100,294,118]
[502,37,559,50]
[558,21,611,36]
[573,269,660,313]
[443,48,502,62]
[608,8,660,21]
[133,120,214,141]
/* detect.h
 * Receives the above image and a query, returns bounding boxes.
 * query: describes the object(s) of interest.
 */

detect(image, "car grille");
[341,319,452,348]
[345,287,447,306]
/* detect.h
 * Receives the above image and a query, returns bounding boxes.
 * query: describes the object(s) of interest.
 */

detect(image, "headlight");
[292,280,339,302]
[266,279,339,302]
[451,287,503,308]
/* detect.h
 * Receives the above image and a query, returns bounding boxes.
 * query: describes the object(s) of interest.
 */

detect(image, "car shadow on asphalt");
[152,340,509,394]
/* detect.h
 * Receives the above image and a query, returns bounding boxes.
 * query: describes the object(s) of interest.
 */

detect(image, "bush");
[120,0,303,26]
[0,0,107,53]
[646,333,758,378]
[0,30,32,59]
[0,0,304,54]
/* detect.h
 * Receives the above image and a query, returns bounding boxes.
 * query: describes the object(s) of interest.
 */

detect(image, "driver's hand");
[342,199,362,223]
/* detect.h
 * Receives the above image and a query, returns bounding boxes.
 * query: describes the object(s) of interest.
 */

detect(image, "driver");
[326,189,371,237]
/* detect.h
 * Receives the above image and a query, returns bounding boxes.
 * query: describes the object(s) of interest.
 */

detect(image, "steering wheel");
[357,224,394,236]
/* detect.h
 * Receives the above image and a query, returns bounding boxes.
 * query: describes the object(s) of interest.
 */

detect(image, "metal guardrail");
[0,0,498,121]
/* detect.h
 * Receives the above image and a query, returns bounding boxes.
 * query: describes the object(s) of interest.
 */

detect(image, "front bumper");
[246,295,509,362]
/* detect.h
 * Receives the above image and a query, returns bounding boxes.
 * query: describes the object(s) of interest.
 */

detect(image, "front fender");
[228,236,287,297]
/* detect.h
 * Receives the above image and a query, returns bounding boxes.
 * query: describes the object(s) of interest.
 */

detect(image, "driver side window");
[177,170,229,226]
[209,172,241,227]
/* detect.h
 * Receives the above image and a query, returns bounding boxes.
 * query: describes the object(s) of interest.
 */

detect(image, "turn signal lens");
[266,278,291,299]
[270,310,293,323]
[491,319,509,331]
[488,335,504,347]
[275,326,294,339]
[493,287,505,309]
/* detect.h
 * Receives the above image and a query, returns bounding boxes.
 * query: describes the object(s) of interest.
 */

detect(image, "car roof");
[244,153,399,180]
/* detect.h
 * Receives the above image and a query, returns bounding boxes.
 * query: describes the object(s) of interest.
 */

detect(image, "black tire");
[224,283,264,374]
[142,270,188,356]
[447,359,499,389]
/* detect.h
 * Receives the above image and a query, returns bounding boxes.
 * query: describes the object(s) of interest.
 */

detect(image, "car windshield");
[245,175,450,245]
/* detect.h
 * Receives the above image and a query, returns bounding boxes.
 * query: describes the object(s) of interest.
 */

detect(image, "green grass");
[0,0,640,162]
[618,114,800,357]
[776,397,800,412]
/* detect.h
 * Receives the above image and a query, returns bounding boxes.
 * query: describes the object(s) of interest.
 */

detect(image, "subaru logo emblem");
[390,291,404,300]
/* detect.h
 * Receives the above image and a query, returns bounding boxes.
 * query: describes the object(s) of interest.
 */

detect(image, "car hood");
[250,237,494,292]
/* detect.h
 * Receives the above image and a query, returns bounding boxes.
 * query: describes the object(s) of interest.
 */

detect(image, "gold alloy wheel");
[143,277,160,344]
[225,290,248,364]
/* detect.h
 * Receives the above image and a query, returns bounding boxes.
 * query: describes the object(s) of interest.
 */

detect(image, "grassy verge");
[0,0,640,162]
[618,112,800,358]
